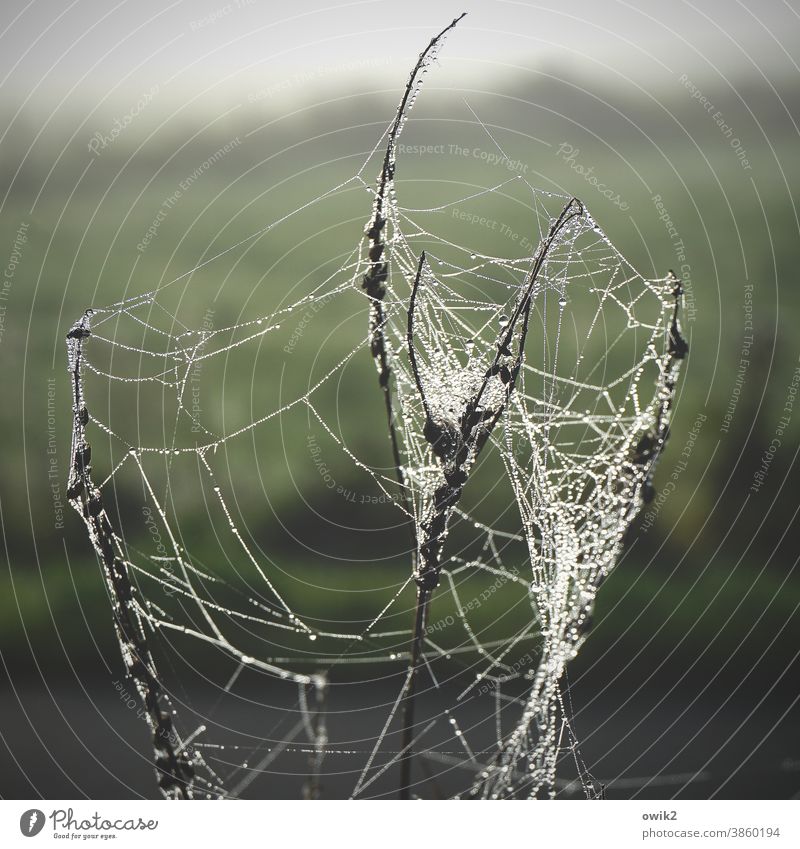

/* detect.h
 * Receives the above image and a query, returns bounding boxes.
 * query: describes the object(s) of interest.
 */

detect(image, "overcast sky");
[2,0,798,112]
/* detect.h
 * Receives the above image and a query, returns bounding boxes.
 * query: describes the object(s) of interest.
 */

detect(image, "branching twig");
[397,198,585,797]
[357,13,467,798]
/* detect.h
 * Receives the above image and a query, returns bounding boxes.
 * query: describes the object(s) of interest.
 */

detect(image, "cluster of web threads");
[352,14,684,798]
[358,175,682,800]
[66,16,684,799]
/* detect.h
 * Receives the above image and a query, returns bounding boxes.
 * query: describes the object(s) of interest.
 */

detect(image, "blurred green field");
[2,71,799,690]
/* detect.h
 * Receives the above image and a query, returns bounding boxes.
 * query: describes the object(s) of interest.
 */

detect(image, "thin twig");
[363,12,467,507]
[303,673,328,799]
[66,311,197,799]
[356,12,467,799]
[631,269,688,501]
[398,198,585,797]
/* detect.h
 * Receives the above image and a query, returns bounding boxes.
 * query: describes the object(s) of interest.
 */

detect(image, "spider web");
[66,15,685,800]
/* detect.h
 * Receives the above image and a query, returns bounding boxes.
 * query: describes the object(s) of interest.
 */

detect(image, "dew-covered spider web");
[66,15,686,800]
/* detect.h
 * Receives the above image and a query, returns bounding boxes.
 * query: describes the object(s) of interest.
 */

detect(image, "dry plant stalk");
[362,12,467,509]
[397,200,585,797]
[66,311,197,799]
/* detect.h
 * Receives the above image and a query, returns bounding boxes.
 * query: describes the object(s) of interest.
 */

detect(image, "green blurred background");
[1,0,799,799]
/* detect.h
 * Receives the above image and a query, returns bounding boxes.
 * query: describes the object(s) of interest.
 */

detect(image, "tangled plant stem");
[397,198,585,798]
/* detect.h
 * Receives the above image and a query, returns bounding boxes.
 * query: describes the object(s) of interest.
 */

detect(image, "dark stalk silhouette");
[362,12,467,510]
[65,311,197,799]
[397,198,585,798]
